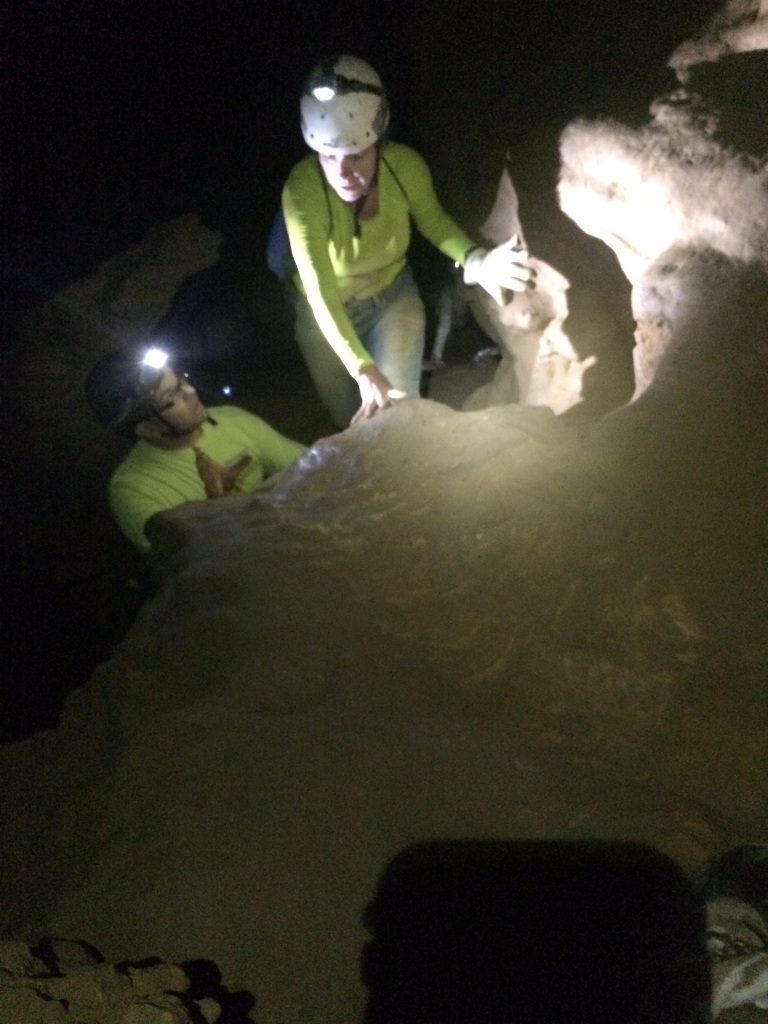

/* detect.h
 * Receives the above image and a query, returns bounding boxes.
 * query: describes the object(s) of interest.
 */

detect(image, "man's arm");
[251,419,307,477]
[109,477,173,553]
[108,449,208,552]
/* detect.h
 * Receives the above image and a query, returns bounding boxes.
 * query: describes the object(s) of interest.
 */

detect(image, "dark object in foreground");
[362,839,710,1024]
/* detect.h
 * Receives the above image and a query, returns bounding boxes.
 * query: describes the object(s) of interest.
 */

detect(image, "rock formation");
[558,0,768,398]
[669,0,768,80]
[0,938,252,1023]
[462,165,598,415]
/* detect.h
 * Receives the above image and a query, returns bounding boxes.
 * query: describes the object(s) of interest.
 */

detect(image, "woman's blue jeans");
[293,266,426,427]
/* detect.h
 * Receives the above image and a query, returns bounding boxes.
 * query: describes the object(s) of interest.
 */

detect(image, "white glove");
[463,235,534,305]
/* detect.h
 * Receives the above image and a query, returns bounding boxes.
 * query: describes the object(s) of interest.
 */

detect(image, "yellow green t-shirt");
[282,140,475,376]
[108,405,306,551]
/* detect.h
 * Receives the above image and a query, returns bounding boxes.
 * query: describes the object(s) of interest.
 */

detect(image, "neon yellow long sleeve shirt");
[281,140,476,376]
[108,406,306,551]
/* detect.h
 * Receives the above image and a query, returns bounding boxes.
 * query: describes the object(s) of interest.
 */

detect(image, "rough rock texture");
[558,0,768,399]
[0,938,252,1023]
[669,0,768,80]
[11,213,220,458]
[462,166,597,415]
[558,99,768,399]
[1,243,767,1020]
[557,106,768,287]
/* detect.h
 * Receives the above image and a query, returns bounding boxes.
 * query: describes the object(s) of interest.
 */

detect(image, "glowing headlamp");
[307,72,383,103]
[312,84,336,102]
[134,345,171,401]
[141,347,169,371]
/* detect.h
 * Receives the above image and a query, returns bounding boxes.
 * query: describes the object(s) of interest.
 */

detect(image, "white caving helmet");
[300,54,390,155]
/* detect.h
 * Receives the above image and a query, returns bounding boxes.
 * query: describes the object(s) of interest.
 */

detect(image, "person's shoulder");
[284,152,320,189]
[209,405,270,431]
[107,441,165,501]
[288,152,316,174]
[209,404,259,421]
[110,439,162,476]
[382,139,422,163]
[381,140,430,178]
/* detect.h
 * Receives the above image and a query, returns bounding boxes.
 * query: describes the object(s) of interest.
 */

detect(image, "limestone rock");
[558,5,768,399]
[557,110,768,288]
[1,264,766,1018]
[0,939,248,1023]
[463,166,596,414]
[669,0,768,80]
[465,254,596,414]
[3,5,768,1022]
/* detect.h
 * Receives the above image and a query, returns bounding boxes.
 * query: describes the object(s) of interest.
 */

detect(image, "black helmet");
[85,346,170,430]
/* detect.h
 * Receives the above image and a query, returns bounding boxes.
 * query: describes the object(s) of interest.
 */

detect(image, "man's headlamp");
[135,347,170,400]
[141,347,169,371]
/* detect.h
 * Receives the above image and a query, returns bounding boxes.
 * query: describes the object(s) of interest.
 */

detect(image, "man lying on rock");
[86,344,307,553]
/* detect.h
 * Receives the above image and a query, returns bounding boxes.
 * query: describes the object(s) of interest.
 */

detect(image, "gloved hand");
[463,235,535,306]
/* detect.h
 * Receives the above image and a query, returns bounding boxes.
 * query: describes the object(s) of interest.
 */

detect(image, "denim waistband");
[343,265,414,320]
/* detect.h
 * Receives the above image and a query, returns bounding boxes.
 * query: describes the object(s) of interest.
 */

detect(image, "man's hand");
[463,235,536,306]
[351,364,407,425]
[194,446,253,498]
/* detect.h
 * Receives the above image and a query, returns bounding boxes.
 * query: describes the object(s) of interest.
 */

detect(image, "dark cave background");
[1,0,721,740]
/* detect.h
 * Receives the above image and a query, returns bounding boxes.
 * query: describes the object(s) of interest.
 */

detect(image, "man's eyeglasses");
[152,374,191,412]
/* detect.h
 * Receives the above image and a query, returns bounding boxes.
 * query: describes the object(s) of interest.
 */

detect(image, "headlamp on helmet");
[140,347,169,372]
[85,344,173,431]
[300,54,390,156]
[133,346,171,403]
[308,71,384,104]
[311,83,336,103]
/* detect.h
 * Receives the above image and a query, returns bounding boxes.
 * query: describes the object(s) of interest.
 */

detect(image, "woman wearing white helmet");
[281,54,534,427]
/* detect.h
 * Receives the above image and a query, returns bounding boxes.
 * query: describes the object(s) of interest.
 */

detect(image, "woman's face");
[318,145,378,203]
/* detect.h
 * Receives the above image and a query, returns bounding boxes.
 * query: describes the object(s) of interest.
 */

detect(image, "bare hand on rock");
[351,364,407,425]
